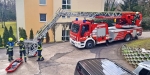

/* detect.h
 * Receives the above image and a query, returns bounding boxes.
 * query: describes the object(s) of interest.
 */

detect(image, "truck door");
[80,24,89,37]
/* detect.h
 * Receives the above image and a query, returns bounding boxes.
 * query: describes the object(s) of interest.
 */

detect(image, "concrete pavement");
[0,43,95,75]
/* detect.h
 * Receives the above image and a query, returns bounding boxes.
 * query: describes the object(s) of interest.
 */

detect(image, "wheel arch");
[85,38,95,45]
[84,38,95,49]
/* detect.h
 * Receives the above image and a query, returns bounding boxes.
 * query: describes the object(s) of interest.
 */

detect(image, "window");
[62,30,70,41]
[62,0,71,9]
[75,64,89,75]
[62,0,71,18]
[139,68,150,75]
[82,25,89,32]
[81,25,89,37]
[71,23,80,33]
[40,14,46,22]
[39,0,46,5]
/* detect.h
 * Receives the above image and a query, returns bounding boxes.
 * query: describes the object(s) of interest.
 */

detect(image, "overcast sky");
[116,0,123,3]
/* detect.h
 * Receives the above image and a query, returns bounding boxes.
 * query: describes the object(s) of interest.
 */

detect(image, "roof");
[78,58,136,75]
[138,61,150,70]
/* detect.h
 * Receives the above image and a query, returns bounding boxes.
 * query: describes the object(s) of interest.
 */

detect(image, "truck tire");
[85,41,94,49]
[124,34,132,42]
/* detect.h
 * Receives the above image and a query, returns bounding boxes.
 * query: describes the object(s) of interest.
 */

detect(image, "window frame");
[62,0,71,18]
[40,13,47,22]
[62,30,70,41]
[62,0,71,9]
[39,0,46,6]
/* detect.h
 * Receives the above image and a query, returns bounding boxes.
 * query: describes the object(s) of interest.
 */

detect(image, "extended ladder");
[24,8,123,57]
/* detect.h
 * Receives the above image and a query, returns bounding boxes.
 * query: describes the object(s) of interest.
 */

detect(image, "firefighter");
[37,38,44,61]
[132,12,140,25]
[6,37,14,62]
[18,38,27,62]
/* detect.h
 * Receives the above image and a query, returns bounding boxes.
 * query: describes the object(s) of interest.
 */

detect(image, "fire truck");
[23,8,143,57]
[70,12,143,49]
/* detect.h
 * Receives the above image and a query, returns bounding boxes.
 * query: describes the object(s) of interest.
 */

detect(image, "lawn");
[0,22,17,37]
[126,38,150,50]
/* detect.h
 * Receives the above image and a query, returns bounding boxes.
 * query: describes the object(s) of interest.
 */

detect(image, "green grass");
[126,38,150,50]
[0,21,17,37]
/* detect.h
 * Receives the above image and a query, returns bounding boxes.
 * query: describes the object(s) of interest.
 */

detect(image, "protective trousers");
[20,50,27,62]
[8,48,13,61]
[37,50,44,61]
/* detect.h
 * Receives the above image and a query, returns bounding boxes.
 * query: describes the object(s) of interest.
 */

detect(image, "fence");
[121,45,150,68]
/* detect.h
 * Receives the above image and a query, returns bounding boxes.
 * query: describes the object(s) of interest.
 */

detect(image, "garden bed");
[126,38,150,50]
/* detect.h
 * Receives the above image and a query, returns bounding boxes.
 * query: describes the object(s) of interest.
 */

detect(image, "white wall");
[53,0,105,22]
[72,0,104,12]
[15,0,25,40]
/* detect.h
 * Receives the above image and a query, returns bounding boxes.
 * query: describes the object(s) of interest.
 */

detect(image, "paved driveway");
[0,32,149,75]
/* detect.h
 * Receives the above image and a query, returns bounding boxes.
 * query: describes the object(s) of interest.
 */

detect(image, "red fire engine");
[70,12,143,49]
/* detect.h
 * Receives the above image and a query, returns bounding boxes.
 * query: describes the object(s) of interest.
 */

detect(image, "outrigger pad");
[5,58,23,73]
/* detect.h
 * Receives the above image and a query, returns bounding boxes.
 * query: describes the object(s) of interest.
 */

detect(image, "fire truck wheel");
[124,34,132,42]
[85,41,94,49]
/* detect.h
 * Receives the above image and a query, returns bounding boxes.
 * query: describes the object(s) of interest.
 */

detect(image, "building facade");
[15,0,105,42]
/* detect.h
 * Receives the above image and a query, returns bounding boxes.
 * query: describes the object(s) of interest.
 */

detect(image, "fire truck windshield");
[71,23,80,33]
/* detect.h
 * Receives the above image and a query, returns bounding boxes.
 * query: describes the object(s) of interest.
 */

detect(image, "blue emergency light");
[76,18,78,21]
[83,20,86,23]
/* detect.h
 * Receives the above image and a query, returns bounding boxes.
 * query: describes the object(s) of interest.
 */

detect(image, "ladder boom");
[35,9,122,39]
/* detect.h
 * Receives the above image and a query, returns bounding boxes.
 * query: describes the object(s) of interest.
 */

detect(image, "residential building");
[15,0,105,42]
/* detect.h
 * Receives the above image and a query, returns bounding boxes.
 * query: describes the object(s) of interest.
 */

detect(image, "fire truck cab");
[70,13,143,49]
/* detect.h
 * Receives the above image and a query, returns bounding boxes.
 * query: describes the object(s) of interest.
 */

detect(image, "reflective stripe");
[8,49,13,51]
[22,48,25,50]
[38,49,42,50]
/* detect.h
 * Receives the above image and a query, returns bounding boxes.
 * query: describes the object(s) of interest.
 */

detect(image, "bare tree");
[105,0,118,11]
[0,0,16,28]
[51,24,59,42]
[0,0,4,28]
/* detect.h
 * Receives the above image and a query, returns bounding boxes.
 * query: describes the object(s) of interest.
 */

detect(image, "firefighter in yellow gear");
[37,38,44,61]
[6,37,15,62]
[17,38,27,62]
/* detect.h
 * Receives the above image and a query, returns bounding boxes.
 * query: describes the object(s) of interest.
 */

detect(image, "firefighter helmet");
[8,37,13,41]
[136,12,139,14]
[20,38,24,41]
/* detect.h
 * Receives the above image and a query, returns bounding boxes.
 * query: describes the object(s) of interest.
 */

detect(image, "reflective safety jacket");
[6,42,14,51]
[18,42,25,51]
[38,42,42,50]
